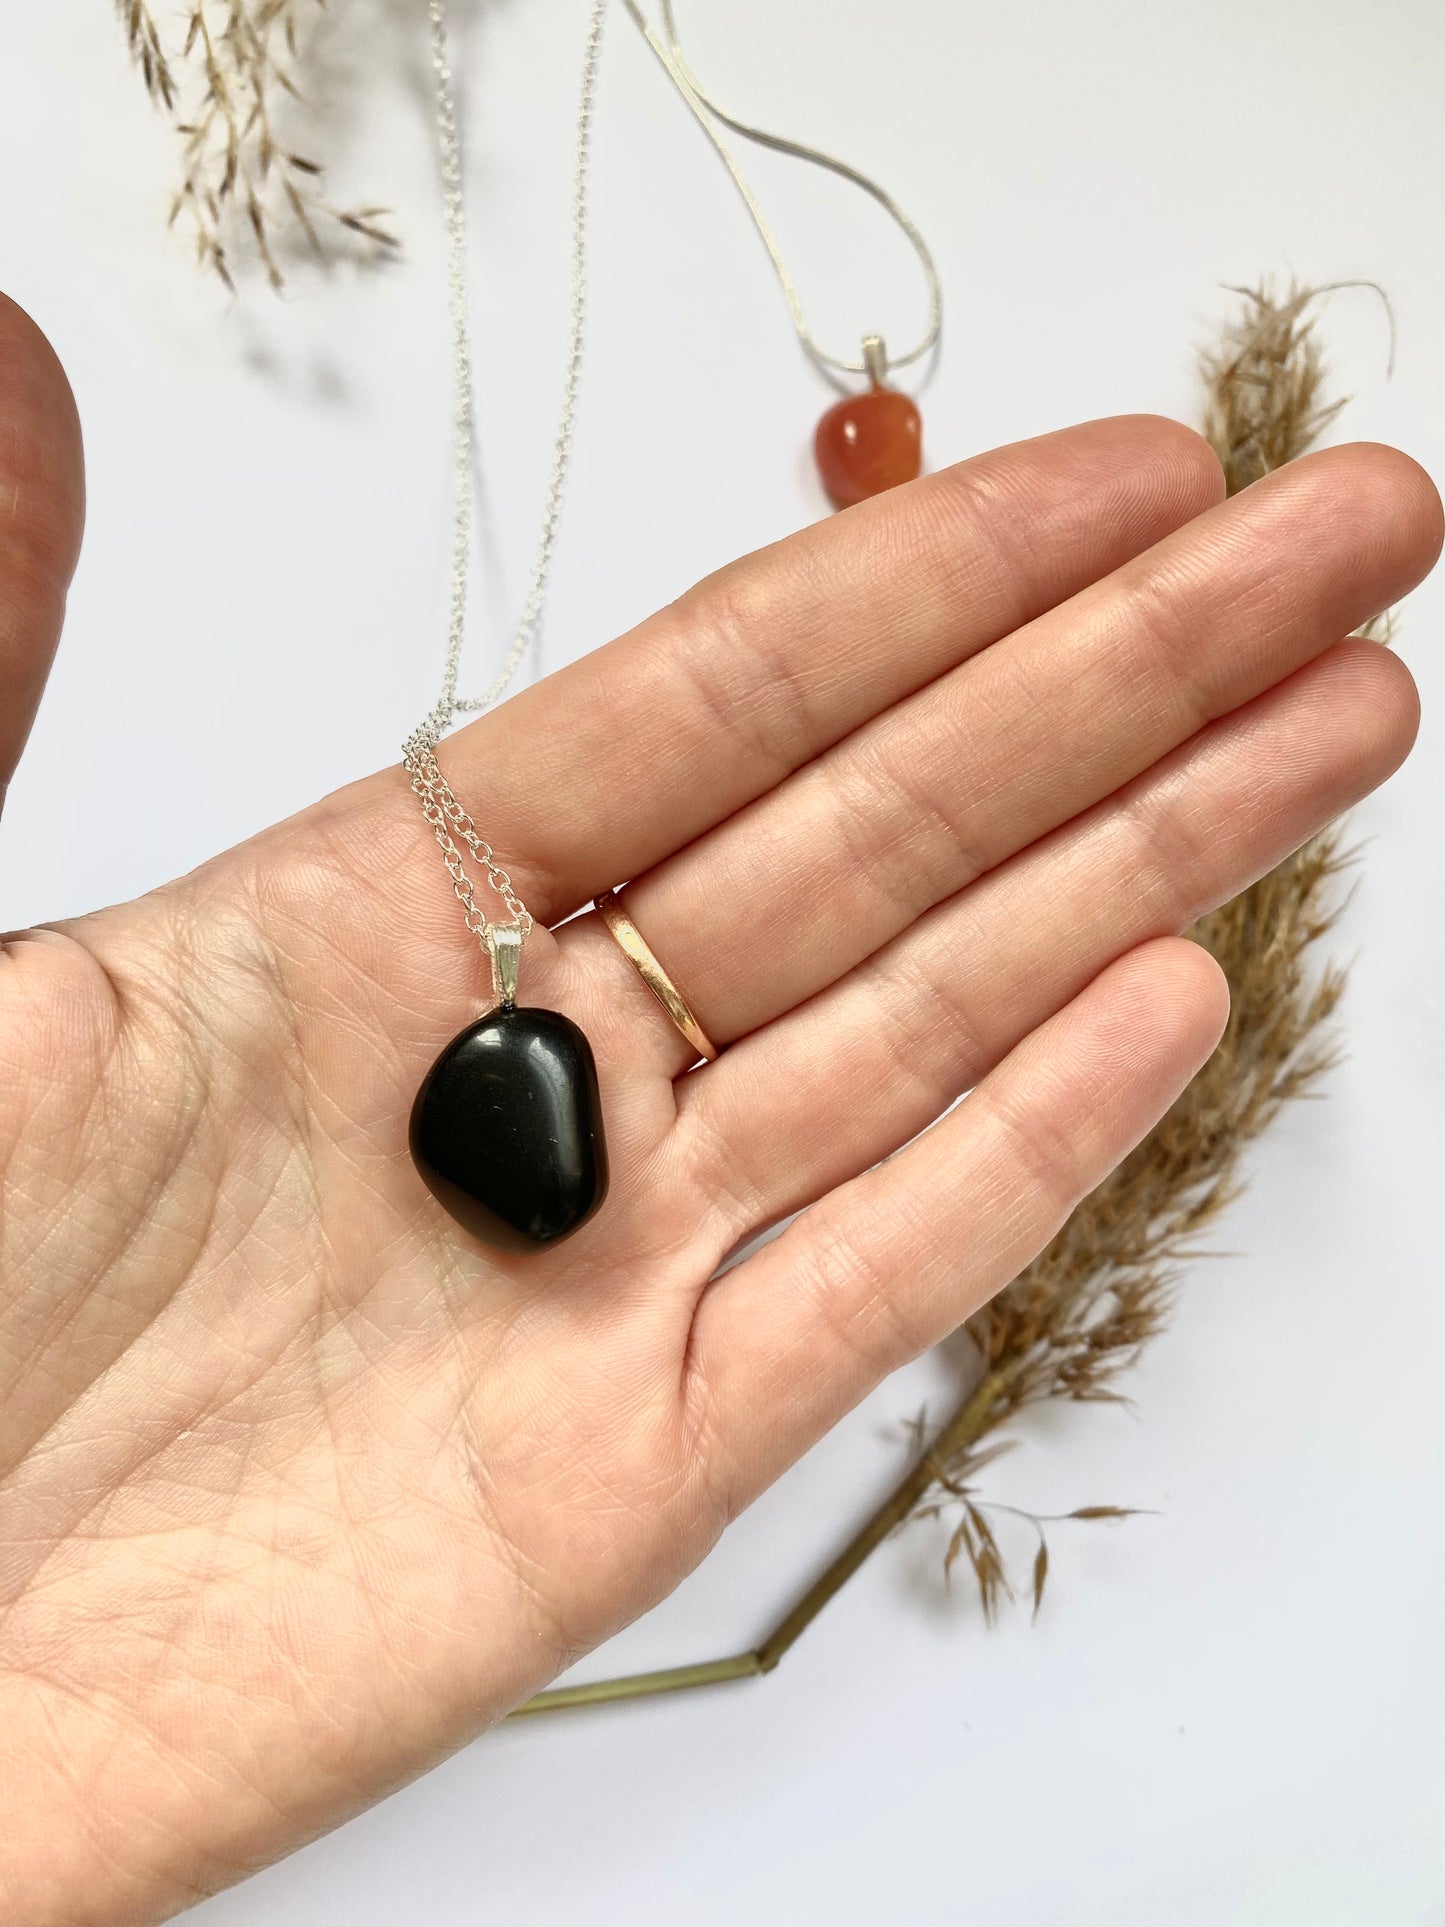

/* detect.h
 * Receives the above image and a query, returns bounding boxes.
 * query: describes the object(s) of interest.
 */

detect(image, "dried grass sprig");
[1202,279,1394,488]
[920,280,1370,1612]
[112,0,398,289]
[118,1,177,110]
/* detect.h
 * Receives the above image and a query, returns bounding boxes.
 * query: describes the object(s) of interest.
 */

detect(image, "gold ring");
[594,889,720,1064]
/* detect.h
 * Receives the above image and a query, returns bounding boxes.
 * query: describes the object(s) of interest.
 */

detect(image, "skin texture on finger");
[605,442,1443,1058]
[323,415,1224,926]
[675,639,1418,1240]
[0,294,84,799]
[687,937,1231,1506]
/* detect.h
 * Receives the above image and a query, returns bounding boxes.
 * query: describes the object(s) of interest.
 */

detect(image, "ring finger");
[679,636,1416,1248]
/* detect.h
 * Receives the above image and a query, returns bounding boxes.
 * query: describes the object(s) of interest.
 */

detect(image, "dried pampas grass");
[914,280,1375,1618]
[113,1,397,289]
[916,819,1352,1621]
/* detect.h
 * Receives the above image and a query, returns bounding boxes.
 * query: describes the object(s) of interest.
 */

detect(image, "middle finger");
[568,441,1437,1064]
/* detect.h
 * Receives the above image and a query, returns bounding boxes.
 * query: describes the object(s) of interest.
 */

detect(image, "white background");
[2,1,1444,1921]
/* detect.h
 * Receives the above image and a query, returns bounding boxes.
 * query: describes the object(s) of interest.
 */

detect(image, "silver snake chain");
[404,0,942,952]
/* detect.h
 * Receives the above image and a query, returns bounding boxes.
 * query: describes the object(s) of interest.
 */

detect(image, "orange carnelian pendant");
[814,334,922,510]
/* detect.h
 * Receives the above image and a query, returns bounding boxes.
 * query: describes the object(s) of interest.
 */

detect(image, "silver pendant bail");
[861,333,889,387]
[486,922,525,1012]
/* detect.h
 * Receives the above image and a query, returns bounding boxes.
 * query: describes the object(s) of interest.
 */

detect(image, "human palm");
[0,294,1437,1925]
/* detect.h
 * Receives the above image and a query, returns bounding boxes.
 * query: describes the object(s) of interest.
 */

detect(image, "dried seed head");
[113,0,401,290]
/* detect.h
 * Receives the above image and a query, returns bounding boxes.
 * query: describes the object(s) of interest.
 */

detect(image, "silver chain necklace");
[404,0,942,1253]
[401,0,608,958]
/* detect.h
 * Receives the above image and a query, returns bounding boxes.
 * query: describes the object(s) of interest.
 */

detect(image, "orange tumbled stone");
[814,383,922,509]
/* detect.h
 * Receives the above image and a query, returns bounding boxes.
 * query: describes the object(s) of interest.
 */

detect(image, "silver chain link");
[403,735,534,939]
[405,0,607,951]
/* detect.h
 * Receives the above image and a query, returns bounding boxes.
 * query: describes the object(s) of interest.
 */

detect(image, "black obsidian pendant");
[410,1006,608,1251]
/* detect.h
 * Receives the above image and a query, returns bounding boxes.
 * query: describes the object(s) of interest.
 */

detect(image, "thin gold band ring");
[594,890,720,1065]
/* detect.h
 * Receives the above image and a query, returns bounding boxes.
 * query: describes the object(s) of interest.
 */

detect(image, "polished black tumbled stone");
[410,1006,608,1251]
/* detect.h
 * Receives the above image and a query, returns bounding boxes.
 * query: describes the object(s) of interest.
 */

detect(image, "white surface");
[2,1,1444,1921]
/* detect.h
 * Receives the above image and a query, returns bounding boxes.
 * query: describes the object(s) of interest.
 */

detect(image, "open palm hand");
[0,295,1437,1925]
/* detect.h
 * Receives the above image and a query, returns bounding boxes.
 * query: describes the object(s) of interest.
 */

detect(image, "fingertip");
[931,410,1226,533]
[1322,634,1422,778]
[1282,440,1444,608]
[1103,934,1232,1072]
[1163,935,1232,1059]
[1333,441,1443,565]
[1097,412,1228,515]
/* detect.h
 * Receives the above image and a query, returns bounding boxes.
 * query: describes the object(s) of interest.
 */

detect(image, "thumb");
[0,292,85,808]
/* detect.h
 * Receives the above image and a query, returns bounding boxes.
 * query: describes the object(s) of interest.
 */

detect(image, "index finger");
[349,414,1223,925]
